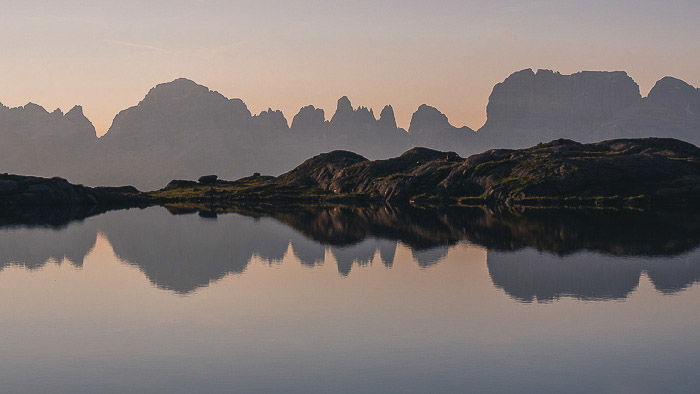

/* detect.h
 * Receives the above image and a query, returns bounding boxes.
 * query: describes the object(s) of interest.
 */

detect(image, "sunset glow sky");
[1,0,698,135]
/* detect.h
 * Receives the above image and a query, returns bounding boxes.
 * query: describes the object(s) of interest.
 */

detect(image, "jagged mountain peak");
[356,106,376,121]
[378,105,397,129]
[253,108,289,129]
[646,76,700,115]
[65,105,85,118]
[2,67,699,190]
[336,96,352,112]
[409,104,452,133]
[291,105,325,130]
[138,77,232,109]
[648,76,697,97]
[330,96,378,125]
[63,105,97,138]
[103,78,252,143]
[331,96,354,123]
[23,102,49,114]
[155,77,202,90]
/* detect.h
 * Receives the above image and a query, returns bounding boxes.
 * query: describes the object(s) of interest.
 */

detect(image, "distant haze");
[1,1,699,135]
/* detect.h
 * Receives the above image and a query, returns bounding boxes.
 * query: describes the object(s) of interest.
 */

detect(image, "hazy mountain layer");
[480,69,700,147]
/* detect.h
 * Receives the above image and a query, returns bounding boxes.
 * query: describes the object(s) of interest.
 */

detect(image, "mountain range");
[1,68,698,188]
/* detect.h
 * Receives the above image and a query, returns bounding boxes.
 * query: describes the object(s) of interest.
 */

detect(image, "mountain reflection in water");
[0,205,698,301]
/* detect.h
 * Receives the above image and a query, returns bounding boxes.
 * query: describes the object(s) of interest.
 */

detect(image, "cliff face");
[478,69,699,148]
[484,69,641,128]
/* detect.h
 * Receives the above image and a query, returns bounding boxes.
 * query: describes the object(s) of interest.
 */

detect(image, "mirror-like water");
[1,206,699,393]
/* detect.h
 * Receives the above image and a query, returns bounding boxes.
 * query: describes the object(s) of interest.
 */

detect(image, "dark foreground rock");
[0,173,146,208]
[152,137,700,209]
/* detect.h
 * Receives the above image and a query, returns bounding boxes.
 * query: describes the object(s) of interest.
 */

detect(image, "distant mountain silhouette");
[0,69,697,188]
[0,102,95,179]
[479,69,700,148]
[82,80,413,187]
[408,104,475,152]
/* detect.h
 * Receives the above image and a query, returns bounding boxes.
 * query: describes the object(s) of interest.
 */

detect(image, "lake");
[1,205,699,393]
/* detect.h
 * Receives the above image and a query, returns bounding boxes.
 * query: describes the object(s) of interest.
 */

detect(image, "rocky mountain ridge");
[0,69,697,188]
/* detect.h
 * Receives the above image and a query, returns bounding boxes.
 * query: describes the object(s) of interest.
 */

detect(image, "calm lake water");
[1,206,699,394]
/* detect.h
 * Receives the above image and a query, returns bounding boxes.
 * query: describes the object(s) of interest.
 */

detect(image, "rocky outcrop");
[154,137,700,209]
[0,173,143,207]
[277,150,367,188]
[274,138,700,207]
[306,147,462,201]
[441,138,700,205]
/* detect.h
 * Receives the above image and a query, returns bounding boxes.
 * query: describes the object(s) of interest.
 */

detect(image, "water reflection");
[488,249,700,302]
[0,205,698,300]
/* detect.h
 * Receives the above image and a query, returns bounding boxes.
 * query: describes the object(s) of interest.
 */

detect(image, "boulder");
[198,175,218,184]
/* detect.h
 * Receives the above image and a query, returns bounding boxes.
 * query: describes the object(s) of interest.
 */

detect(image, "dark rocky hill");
[151,137,700,209]
[0,173,144,209]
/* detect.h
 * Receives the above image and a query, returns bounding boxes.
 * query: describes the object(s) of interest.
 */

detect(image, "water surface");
[1,206,699,393]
